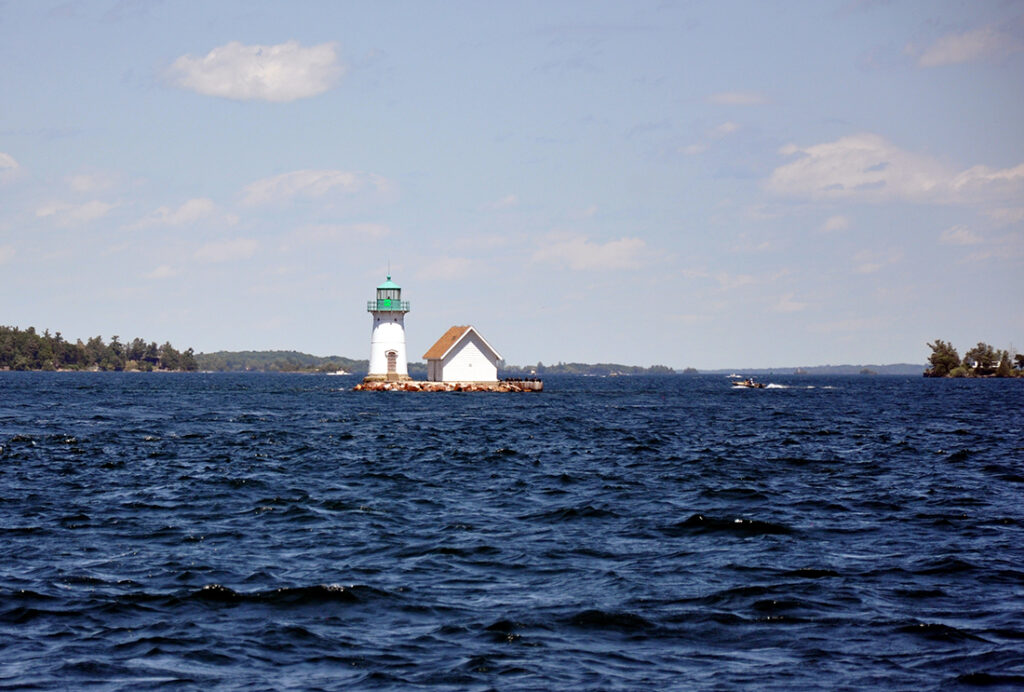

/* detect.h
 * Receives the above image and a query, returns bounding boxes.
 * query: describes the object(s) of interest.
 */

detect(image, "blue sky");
[2,1,1022,369]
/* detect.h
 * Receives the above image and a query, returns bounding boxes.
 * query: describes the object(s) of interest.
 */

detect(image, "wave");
[520,504,622,522]
[1,583,392,623]
[897,621,988,642]
[567,609,656,632]
[186,583,384,606]
[956,673,1024,686]
[661,513,794,537]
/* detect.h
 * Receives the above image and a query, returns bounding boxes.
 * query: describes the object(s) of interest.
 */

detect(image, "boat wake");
[765,384,835,390]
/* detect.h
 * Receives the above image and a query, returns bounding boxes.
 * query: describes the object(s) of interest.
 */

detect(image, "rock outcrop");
[352,380,541,392]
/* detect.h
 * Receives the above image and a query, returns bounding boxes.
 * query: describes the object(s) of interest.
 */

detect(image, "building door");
[386,350,397,374]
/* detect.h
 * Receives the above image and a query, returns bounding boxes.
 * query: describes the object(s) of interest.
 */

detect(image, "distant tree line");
[190,352,675,376]
[0,326,197,371]
[925,340,1022,378]
[193,350,369,373]
[500,361,676,377]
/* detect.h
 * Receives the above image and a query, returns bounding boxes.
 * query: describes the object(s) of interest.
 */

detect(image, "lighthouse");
[365,275,411,382]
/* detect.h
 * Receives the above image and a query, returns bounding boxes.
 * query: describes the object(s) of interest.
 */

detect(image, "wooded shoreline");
[1,326,196,372]
[925,339,1023,378]
[6,326,1020,378]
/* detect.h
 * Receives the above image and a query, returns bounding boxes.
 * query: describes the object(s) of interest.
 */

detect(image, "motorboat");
[732,378,765,389]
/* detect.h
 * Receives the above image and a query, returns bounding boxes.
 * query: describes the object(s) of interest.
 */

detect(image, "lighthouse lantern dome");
[369,275,409,312]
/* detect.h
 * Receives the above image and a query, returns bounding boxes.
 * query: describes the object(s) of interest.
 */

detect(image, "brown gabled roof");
[422,326,471,360]
[422,325,504,362]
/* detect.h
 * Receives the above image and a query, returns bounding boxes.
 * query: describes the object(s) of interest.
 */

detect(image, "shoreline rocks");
[352,380,542,392]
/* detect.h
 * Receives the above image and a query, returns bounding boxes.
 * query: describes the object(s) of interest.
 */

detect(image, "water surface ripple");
[1,373,1022,689]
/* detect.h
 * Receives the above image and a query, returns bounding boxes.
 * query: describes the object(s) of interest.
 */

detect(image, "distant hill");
[696,363,926,376]
[501,362,675,377]
[195,350,368,373]
[194,351,675,376]
[193,351,926,377]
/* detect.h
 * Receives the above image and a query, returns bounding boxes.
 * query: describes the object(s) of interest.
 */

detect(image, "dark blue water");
[1,373,1022,689]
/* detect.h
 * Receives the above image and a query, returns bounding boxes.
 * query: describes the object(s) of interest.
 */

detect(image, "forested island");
[194,353,676,376]
[925,340,1023,378]
[699,363,925,376]
[0,331,678,375]
[194,351,369,374]
[1,326,197,371]
[502,362,675,377]
[11,325,1014,379]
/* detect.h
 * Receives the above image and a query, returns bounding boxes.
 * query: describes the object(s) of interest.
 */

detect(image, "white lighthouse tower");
[365,275,411,382]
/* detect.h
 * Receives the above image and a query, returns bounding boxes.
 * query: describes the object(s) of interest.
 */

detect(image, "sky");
[1,1,1022,369]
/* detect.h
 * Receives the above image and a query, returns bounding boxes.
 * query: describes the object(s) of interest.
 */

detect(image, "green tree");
[38,330,55,369]
[180,347,197,371]
[85,335,106,367]
[996,350,1013,378]
[925,339,960,377]
[159,342,180,370]
[128,337,147,362]
[964,342,998,376]
[144,341,160,367]
[104,335,126,371]
[52,331,73,368]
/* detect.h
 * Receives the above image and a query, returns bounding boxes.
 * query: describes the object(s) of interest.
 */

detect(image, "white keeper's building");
[422,326,502,383]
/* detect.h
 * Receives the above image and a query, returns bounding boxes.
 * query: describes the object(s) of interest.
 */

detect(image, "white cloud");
[731,232,770,253]
[68,172,117,193]
[940,225,983,246]
[852,249,902,274]
[914,25,1023,68]
[767,133,1024,205]
[669,313,709,325]
[712,121,740,137]
[532,233,649,271]
[36,200,117,226]
[0,245,14,264]
[0,152,20,183]
[960,232,1024,263]
[194,238,259,263]
[707,91,768,106]
[682,122,740,157]
[487,194,519,210]
[133,198,218,228]
[241,169,391,206]
[772,292,807,313]
[714,272,757,290]
[985,207,1024,226]
[681,267,789,293]
[143,265,179,279]
[168,40,343,102]
[949,163,1024,201]
[820,215,851,232]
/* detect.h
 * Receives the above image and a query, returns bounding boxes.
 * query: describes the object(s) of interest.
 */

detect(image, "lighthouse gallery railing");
[367,300,411,311]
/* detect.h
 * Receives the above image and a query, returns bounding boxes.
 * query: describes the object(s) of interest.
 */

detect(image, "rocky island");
[925,340,1022,378]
